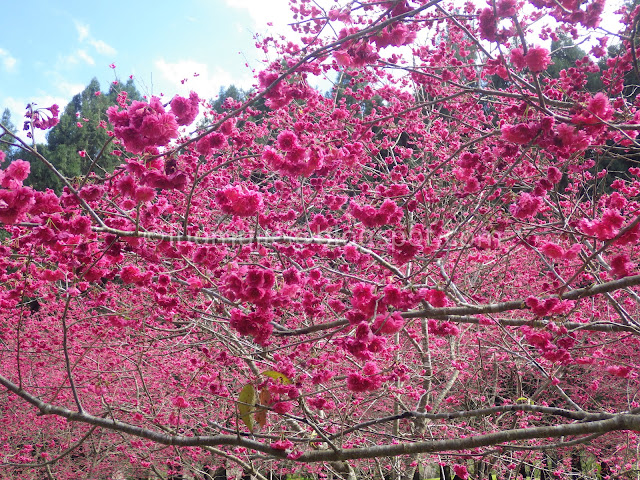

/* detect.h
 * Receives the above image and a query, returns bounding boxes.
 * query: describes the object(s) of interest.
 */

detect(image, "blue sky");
[0,0,294,141]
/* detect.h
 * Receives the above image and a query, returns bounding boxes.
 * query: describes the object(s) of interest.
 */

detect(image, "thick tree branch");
[2,373,639,464]
[405,274,640,320]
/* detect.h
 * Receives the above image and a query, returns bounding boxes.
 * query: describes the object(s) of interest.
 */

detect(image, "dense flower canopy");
[1,0,640,479]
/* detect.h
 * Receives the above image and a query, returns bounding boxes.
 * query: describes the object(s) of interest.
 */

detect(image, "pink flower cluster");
[309,213,333,233]
[535,0,604,28]
[510,192,542,219]
[120,265,153,286]
[453,465,469,480]
[501,116,554,144]
[510,47,552,72]
[343,321,387,359]
[372,312,404,334]
[609,254,635,278]
[501,115,591,159]
[554,124,590,154]
[0,187,35,224]
[223,267,275,306]
[229,308,274,345]
[389,236,420,264]
[0,160,36,224]
[501,122,540,144]
[478,7,514,42]
[478,8,498,42]
[525,296,573,317]
[115,159,188,197]
[0,159,30,189]
[579,209,624,240]
[115,175,156,202]
[540,242,582,260]
[215,185,263,217]
[327,8,351,22]
[572,93,613,124]
[263,135,323,177]
[473,233,501,251]
[372,23,416,49]
[257,70,314,109]
[350,199,403,227]
[423,289,450,307]
[197,132,227,156]
[334,41,379,68]
[170,91,200,126]
[270,439,294,451]
[107,97,179,153]
[276,130,298,151]
[350,282,379,318]
[24,104,59,132]
[521,325,574,364]
[606,365,631,378]
[428,319,460,336]
[496,0,516,16]
[344,283,421,333]
[346,362,384,392]
[172,396,190,409]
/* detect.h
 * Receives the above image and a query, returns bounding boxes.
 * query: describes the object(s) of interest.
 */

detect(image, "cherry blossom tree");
[1,0,640,479]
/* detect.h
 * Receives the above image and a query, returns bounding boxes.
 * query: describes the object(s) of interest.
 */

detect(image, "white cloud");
[73,21,117,57]
[89,39,117,56]
[221,0,330,69]
[58,53,77,66]
[222,0,291,30]
[0,47,17,72]
[148,58,255,130]
[153,58,249,101]
[75,21,90,42]
[58,49,95,67]
[54,79,85,97]
[76,49,95,66]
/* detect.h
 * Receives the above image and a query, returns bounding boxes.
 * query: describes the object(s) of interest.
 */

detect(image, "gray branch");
[2,373,639,463]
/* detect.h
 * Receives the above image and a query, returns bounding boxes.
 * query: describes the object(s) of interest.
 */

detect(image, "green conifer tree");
[0,108,17,156]
[27,77,142,192]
